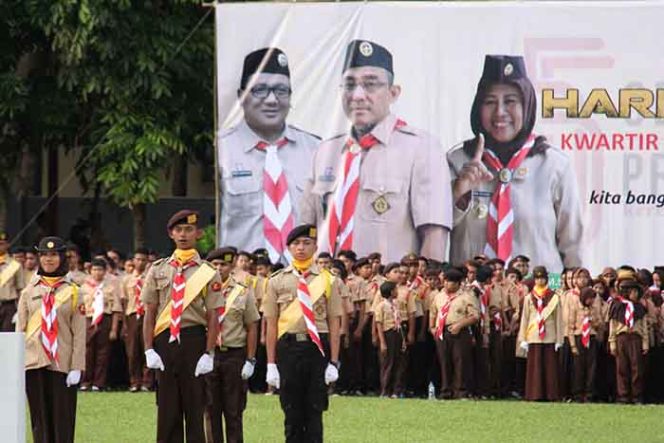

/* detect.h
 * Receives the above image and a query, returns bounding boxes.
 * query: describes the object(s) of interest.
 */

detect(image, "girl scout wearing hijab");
[447,55,584,272]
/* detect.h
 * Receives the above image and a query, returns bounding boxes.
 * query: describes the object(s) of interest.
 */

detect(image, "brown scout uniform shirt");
[566,295,605,345]
[66,269,88,286]
[0,257,25,301]
[221,277,260,348]
[16,275,86,373]
[608,316,649,354]
[494,282,521,335]
[374,298,400,332]
[141,254,224,330]
[81,277,123,317]
[517,291,564,345]
[299,113,453,263]
[428,289,479,331]
[122,271,147,316]
[262,265,343,334]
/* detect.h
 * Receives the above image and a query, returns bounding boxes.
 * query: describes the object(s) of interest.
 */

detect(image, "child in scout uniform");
[141,210,224,443]
[348,257,372,395]
[263,224,343,443]
[391,262,416,397]
[429,267,479,399]
[251,254,271,394]
[517,266,563,401]
[374,281,403,398]
[122,247,152,392]
[0,232,26,331]
[16,237,86,443]
[567,287,603,402]
[80,258,123,391]
[609,276,649,404]
[205,247,260,443]
[503,267,526,397]
[403,254,431,398]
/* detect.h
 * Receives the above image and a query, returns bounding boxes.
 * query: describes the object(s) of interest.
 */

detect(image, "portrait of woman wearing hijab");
[447,55,584,272]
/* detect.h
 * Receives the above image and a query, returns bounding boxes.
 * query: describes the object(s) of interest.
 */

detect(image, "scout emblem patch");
[349,143,361,154]
[372,195,390,215]
[211,281,222,292]
[498,168,513,183]
[187,214,197,224]
[515,167,528,179]
[475,202,488,219]
[504,63,514,76]
[277,53,288,67]
[47,241,55,249]
[359,41,373,57]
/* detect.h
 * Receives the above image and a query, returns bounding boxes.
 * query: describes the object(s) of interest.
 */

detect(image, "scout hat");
[207,247,236,264]
[343,40,393,75]
[167,209,199,231]
[532,266,548,280]
[286,224,317,246]
[241,48,290,89]
[443,267,465,283]
[35,236,67,253]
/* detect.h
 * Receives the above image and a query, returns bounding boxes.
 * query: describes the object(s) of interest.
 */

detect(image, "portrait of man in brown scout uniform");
[219,48,320,264]
[299,39,453,263]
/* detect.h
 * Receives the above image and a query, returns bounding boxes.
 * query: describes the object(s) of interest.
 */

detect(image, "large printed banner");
[216,1,664,274]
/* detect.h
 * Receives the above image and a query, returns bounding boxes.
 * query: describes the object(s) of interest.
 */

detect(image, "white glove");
[555,343,562,352]
[520,341,529,353]
[11,313,17,324]
[266,363,280,389]
[324,363,339,385]
[194,353,214,377]
[66,370,81,387]
[241,360,255,380]
[145,349,165,371]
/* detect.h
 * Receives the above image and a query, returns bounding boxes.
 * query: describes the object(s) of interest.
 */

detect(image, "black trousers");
[154,326,207,443]
[0,299,17,332]
[277,334,329,443]
[26,368,78,443]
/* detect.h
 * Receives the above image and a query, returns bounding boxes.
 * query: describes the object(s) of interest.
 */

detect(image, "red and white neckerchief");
[532,291,548,340]
[256,138,293,264]
[40,279,65,364]
[169,260,197,343]
[616,296,635,329]
[91,281,105,326]
[391,295,402,329]
[215,279,232,346]
[134,276,144,319]
[581,312,591,348]
[294,268,325,356]
[435,292,457,340]
[477,283,489,331]
[325,119,406,254]
[408,275,427,300]
[482,134,536,261]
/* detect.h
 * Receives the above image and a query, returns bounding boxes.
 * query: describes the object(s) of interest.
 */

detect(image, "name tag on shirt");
[232,170,253,178]
[318,166,335,182]
[472,190,493,199]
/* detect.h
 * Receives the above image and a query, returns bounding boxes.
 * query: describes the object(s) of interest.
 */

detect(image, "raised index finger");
[472,133,485,162]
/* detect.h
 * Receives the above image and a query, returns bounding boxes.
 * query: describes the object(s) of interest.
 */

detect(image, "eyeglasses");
[249,84,291,99]
[341,80,388,94]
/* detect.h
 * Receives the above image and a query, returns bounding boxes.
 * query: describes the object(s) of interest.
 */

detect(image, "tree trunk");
[171,154,188,197]
[132,203,146,249]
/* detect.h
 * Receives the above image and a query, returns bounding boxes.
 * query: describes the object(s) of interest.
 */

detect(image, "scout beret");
[616,269,636,284]
[252,248,269,259]
[255,256,272,267]
[514,255,530,263]
[241,47,290,89]
[207,247,236,264]
[35,236,67,253]
[338,250,357,262]
[532,266,549,280]
[400,253,418,266]
[353,257,370,272]
[167,209,199,231]
[479,55,528,84]
[475,265,494,284]
[343,40,393,75]
[286,224,317,246]
[443,267,465,283]
[380,281,397,298]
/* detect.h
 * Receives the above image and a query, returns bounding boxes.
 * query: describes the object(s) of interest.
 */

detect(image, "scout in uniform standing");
[0,232,25,331]
[80,258,122,391]
[24,248,39,286]
[403,253,431,398]
[429,267,479,399]
[66,244,88,286]
[263,225,342,443]
[447,55,584,271]
[348,257,372,395]
[609,276,649,404]
[141,210,224,443]
[219,47,319,264]
[502,267,526,397]
[374,281,403,398]
[299,39,452,262]
[517,266,564,401]
[205,247,260,443]
[122,247,153,392]
[16,237,85,443]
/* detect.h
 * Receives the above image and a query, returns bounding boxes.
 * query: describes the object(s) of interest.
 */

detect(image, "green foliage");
[196,223,216,255]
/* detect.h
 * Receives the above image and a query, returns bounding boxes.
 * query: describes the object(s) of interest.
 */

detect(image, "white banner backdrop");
[216,1,664,273]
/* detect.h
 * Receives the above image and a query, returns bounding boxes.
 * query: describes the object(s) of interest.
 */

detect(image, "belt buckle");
[219,345,228,352]
[295,333,308,342]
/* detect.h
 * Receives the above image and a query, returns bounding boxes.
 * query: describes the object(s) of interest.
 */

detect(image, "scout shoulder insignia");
[211,281,222,292]
[372,195,390,215]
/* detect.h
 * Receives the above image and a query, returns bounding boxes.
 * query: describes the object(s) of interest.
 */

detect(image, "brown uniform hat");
[286,224,317,246]
[206,247,236,264]
[167,210,199,231]
[532,266,548,280]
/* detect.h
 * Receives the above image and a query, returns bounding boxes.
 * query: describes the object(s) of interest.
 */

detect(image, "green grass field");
[29,392,664,442]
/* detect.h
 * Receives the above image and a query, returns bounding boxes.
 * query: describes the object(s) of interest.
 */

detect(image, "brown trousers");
[615,333,645,403]
[124,314,153,388]
[393,322,410,396]
[83,314,112,388]
[26,368,77,443]
[0,299,17,332]
[345,314,364,392]
[488,329,503,396]
[205,347,247,443]
[572,335,597,401]
[436,330,473,399]
[380,329,403,396]
[525,343,559,401]
[155,326,207,443]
